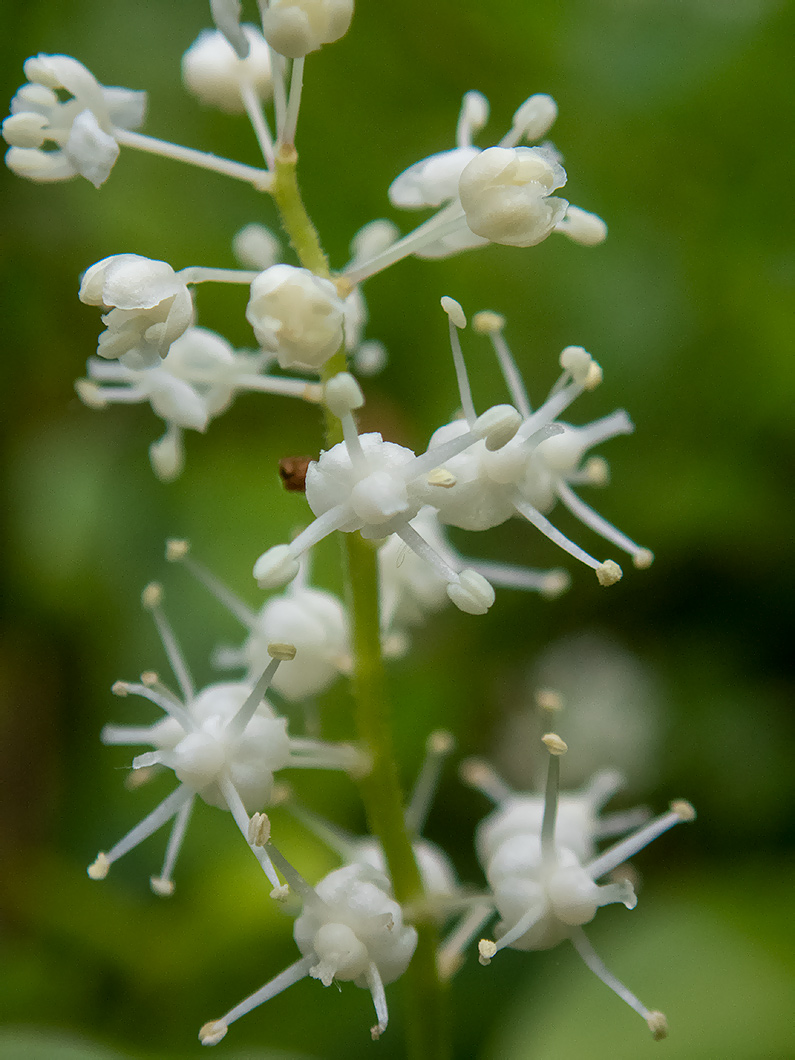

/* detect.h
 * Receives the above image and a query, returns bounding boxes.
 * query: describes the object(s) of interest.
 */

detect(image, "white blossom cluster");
[4,0,691,1051]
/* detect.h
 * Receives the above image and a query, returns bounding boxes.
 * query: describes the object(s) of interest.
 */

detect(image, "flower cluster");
[5,0,691,1053]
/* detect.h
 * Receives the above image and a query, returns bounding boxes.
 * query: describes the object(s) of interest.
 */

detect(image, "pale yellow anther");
[302,382,324,404]
[428,729,455,755]
[541,569,571,599]
[199,1019,228,1046]
[75,379,107,408]
[141,582,163,609]
[441,295,466,329]
[671,799,696,822]
[111,681,129,697]
[87,852,110,880]
[472,310,505,334]
[535,688,564,713]
[150,876,175,897]
[370,1024,384,1041]
[140,671,159,686]
[596,560,623,587]
[647,1011,669,1040]
[427,467,457,488]
[583,456,610,487]
[542,732,568,756]
[166,538,190,562]
[270,883,290,902]
[125,765,157,790]
[478,939,497,966]
[633,548,655,570]
[247,811,271,847]
[583,361,603,390]
[268,641,297,661]
[333,275,354,299]
[269,781,292,805]
[458,757,489,788]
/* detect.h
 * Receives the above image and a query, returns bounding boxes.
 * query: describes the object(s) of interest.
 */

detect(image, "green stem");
[272,146,449,1060]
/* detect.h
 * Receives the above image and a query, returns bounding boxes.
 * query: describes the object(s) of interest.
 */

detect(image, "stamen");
[515,379,586,442]
[366,962,389,1039]
[285,800,360,861]
[201,955,314,1042]
[488,900,544,954]
[177,266,259,285]
[473,313,532,418]
[570,928,667,1036]
[405,730,455,835]
[248,811,271,847]
[166,540,257,628]
[438,903,494,980]
[586,801,696,881]
[142,583,195,702]
[150,793,195,896]
[556,481,653,569]
[536,688,564,714]
[541,732,567,857]
[219,777,282,890]
[226,645,293,737]
[108,681,194,733]
[87,785,192,877]
[441,296,476,426]
[395,521,459,584]
[101,724,161,745]
[459,758,514,804]
[456,90,489,148]
[512,495,604,572]
[464,559,571,598]
[265,841,322,905]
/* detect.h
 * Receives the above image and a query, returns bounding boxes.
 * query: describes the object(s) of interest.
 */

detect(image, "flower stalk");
[272,145,449,1060]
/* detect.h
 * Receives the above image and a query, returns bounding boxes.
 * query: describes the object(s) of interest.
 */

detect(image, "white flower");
[75,326,323,480]
[78,254,194,368]
[182,26,273,113]
[246,264,345,372]
[232,223,281,270]
[458,145,569,247]
[253,372,524,615]
[200,854,416,1045]
[260,0,355,59]
[87,586,358,895]
[3,54,145,187]
[166,541,350,700]
[468,733,694,1041]
[425,302,652,585]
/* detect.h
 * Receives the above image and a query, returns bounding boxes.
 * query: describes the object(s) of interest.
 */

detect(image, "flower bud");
[261,0,354,59]
[182,26,272,114]
[246,265,344,372]
[458,146,568,248]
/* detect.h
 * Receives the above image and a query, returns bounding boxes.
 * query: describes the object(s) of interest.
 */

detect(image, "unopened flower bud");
[246,265,344,372]
[182,27,273,114]
[458,146,568,248]
[260,0,355,58]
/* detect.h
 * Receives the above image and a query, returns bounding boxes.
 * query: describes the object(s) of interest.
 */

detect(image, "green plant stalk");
[272,146,449,1060]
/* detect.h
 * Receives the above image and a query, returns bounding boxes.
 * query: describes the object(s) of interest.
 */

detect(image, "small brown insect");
[279,456,313,492]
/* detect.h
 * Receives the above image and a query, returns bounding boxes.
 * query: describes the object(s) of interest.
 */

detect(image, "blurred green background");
[1,0,794,1058]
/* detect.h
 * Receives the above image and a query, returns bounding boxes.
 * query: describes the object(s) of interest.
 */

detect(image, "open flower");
[75,325,322,480]
[253,372,524,615]
[445,733,694,1039]
[200,851,416,1045]
[423,301,652,585]
[87,585,359,896]
[3,54,146,187]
